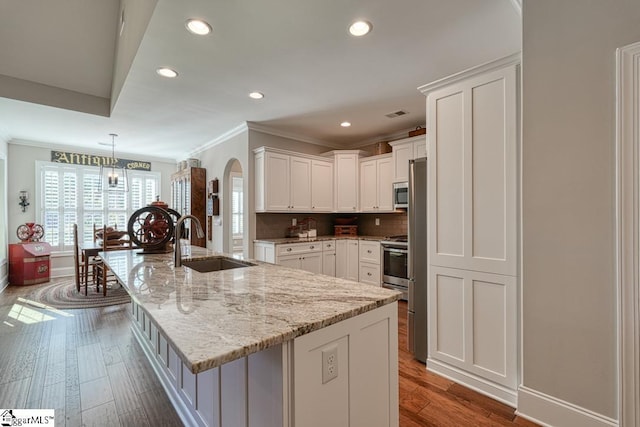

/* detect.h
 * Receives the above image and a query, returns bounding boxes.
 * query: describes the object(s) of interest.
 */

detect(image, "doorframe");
[616,40,640,427]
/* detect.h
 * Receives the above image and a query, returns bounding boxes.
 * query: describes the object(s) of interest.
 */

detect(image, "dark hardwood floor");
[0,280,538,426]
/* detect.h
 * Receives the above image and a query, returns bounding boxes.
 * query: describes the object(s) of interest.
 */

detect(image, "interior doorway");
[616,40,640,427]
[225,160,243,257]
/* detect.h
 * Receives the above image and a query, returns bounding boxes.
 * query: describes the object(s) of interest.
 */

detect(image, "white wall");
[0,136,8,291]
[7,141,176,276]
[521,0,640,421]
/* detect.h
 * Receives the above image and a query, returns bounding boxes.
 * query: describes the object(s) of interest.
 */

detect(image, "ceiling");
[0,0,521,161]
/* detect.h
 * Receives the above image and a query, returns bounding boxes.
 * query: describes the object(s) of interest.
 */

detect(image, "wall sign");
[50,150,152,171]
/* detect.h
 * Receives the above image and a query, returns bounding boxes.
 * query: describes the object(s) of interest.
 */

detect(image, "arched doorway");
[224,159,243,256]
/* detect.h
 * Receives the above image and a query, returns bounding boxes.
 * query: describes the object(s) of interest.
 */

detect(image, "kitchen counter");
[253,234,387,244]
[100,245,400,374]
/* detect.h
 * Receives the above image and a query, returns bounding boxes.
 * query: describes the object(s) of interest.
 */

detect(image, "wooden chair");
[73,224,99,295]
[95,224,131,296]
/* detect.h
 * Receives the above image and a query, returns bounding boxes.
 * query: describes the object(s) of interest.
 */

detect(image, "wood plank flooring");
[0,281,538,426]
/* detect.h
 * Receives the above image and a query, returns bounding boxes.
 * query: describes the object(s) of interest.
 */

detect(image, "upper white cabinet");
[424,61,517,277]
[254,147,333,213]
[359,154,393,212]
[332,151,362,212]
[311,160,334,211]
[390,135,428,183]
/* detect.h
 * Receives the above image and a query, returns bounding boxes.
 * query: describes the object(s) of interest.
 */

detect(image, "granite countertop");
[101,245,400,374]
[254,235,387,244]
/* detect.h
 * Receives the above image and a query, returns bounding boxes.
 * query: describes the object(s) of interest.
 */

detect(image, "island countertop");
[101,245,400,374]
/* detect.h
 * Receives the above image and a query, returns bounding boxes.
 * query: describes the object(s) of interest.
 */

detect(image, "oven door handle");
[384,248,408,254]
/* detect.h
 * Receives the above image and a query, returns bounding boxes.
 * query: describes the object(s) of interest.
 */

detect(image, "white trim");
[517,386,618,427]
[418,52,521,97]
[616,40,640,427]
[426,358,517,407]
[188,122,249,156]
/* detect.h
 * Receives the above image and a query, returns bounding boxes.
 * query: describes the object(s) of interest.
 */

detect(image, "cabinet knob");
[287,248,292,252]
[367,250,372,253]
[367,272,372,276]
[310,245,315,249]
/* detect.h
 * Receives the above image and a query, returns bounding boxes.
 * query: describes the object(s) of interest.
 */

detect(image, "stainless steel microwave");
[393,182,408,209]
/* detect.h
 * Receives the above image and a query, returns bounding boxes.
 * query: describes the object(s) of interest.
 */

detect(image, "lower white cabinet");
[322,240,336,277]
[254,242,276,263]
[428,265,517,402]
[358,240,381,285]
[336,240,359,281]
[276,242,323,274]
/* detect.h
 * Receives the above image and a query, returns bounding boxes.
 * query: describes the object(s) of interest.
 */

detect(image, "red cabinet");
[9,243,52,285]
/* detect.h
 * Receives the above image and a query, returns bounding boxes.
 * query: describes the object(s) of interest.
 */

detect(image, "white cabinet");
[336,240,359,281]
[254,147,331,213]
[419,56,519,404]
[311,160,334,212]
[390,135,428,182]
[333,152,361,212]
[275,242,323,274]
[322,240,336,277]
[358,240,381,286]
[360,154,393,212]
[254,242,275,263]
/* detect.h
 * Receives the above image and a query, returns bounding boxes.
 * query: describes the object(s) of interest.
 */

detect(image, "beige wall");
[522,0,640,418]
[0,138,7,291]
[6,141,176,276]
[197,131,250,254]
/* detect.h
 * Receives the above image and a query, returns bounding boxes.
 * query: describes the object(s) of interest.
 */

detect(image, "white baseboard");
[427,358,517,407]
[517,386,618,427]
[50,267,73,278]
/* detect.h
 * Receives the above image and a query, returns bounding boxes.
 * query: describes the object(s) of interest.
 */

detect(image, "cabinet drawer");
[322,240,336,251]
[359,241,381,265]
[359,262,381,285]
[277,242,322,256]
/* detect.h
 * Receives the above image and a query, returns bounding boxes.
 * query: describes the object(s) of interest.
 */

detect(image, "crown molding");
[246,122,338,149]
[8,138,176,164]
[418,52,521,97]
[188,122,249,157]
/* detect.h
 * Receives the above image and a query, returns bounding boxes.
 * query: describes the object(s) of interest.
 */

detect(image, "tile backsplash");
[255,212,407,239]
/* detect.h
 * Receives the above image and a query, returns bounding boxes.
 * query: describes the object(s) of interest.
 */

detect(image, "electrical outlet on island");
[322,345,338,384]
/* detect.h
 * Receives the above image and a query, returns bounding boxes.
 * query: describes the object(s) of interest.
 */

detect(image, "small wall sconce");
[18,191,29,212]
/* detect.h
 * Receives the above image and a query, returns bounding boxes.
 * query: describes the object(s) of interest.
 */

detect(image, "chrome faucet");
[174,214,205,268]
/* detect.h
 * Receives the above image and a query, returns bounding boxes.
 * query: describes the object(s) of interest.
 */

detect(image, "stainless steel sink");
[182,256,255,273]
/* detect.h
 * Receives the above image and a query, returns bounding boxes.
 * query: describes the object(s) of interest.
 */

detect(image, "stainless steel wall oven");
[381,236,408,300]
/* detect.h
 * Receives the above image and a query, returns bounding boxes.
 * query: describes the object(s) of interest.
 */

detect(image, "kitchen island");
[101,245,400,427]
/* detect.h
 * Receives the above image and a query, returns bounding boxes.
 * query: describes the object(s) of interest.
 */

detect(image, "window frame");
[35,160,161,253]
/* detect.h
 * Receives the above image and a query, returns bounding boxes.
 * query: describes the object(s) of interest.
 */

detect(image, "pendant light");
[99,133,128,192]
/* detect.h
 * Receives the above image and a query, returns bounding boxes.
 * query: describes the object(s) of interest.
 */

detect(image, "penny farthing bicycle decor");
[16,222,45,242]
[127,199,183,254]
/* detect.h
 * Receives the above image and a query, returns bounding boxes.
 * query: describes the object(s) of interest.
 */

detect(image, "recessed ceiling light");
[341,121,352,127]
[156,67,178,78]
[349,20,372,37]
[249,92,264,99]
[185,19,212,35]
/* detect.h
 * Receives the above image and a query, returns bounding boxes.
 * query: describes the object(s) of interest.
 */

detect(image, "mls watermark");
[1,410,54,426]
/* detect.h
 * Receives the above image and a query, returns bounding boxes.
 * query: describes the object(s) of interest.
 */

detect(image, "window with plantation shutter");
[231,174,243,237]
[37,161,161,252]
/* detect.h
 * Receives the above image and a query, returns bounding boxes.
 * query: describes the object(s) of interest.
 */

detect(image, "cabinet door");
[428,266,517,388]
[428,65,517,276]
[277,254,301,269]
[300,252,323,274]
[359,241,380,264]
[322,251,336,277]
[376,157,394,211]
[346,240,359,281]
[359,159,378,211]
[393,142,413,182]
[335,155,359,212]
[265,152,291,211]
[414,139,427,159]
[290,156,311,211]
[311,160,334,212]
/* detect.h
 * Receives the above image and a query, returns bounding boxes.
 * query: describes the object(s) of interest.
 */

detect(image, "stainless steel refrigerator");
[408,157,428,363]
